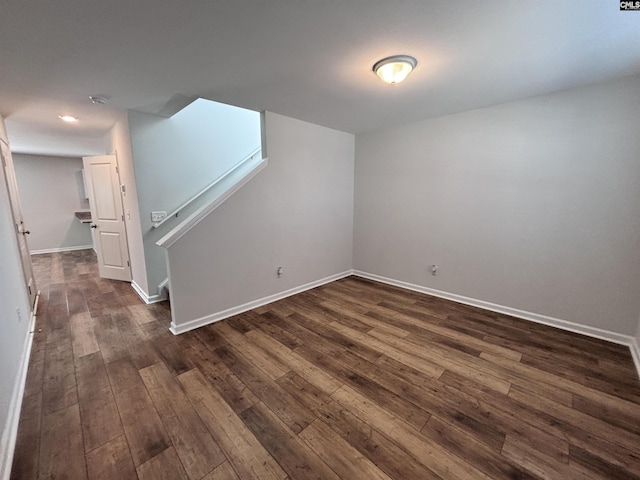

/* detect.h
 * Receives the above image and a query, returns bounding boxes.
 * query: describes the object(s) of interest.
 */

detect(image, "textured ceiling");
[1,0,640,156]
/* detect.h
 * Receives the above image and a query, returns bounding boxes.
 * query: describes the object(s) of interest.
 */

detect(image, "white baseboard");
[352,270,639,377]
[631,337,640,380]
[157,278,169,292]
[165,266,639,378]
[131,280,168,305]
[170,270,352,335]
[30,245,93,255]
[0,311,36,480]
[130,280,147,303]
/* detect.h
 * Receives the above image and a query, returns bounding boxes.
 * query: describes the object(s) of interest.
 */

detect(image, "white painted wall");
[105,114,148,294]
[354,74,640,337]
[0,117,7,143]
[127,99,261,297]
[635,315,640,363]
[0,116,33,478]
[168,112,354,328]
[13,154,92,252]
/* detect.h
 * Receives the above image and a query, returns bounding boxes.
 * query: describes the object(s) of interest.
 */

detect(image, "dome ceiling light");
[373,55,417,85]
[58,115,79,123]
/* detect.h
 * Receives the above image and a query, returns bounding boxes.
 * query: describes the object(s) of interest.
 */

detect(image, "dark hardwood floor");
[10,250,640,479]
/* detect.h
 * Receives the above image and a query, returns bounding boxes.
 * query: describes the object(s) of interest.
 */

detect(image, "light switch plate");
[151,211,167,222]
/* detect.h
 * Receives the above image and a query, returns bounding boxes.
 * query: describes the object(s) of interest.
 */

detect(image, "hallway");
[11,250,173,479]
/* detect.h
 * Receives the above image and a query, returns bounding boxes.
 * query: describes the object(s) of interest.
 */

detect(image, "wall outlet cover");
[151,211,167,222]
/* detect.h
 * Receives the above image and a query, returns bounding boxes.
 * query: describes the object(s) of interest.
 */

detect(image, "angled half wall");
[164,112,355,333]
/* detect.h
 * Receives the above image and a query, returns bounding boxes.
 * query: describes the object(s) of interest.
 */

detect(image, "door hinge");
[120,184,126,194]
[121,215,124,221]
[115,166,119,173]
[28,285,32,295]
[127,260,130,267]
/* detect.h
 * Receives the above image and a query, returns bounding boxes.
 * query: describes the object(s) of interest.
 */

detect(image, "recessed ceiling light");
[58,115,79,123]
[89,95,107,105]
[373,55,417,85]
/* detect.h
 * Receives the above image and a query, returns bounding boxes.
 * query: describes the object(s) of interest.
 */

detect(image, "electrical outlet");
[151,211,167,222]
[277,266,283,278]
[16,307,22,322]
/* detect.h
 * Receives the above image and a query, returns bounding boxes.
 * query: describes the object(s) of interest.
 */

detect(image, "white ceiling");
[1,0,640,157]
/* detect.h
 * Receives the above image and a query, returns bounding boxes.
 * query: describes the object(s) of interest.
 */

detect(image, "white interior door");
[83,155,132,282]
[1,139,37,308]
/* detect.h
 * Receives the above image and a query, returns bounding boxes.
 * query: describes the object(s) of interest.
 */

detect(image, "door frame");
[0,139,38,309]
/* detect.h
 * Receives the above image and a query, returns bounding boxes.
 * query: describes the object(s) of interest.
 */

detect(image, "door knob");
[23,230,30,235]
[90,224,98,229]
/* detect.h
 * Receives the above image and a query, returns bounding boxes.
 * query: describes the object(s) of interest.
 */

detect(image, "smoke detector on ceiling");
[89,95,107,105]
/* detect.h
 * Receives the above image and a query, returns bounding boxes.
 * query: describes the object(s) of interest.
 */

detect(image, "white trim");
[352,270,640,378]
[170,270,352,335]
[30,245,93,255]
[166,265,640,379]
[165,254,178,334]
[0,311,36,480]
[157,157,268,249]
[630,337,640,380]
[157,278,169,293]
[131,280,168,305]
[152,147,262,229]
[130,280,148,302]
[352,270,634,346]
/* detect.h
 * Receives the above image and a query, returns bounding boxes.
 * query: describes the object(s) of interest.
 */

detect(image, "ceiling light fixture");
[58,115,79,123]
[373,55,417,85]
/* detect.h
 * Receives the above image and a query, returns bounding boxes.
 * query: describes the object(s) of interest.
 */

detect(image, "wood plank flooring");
[10,249,640,479]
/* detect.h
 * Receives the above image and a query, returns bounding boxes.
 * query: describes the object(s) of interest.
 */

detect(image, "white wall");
[0,117,7,143]
[13,154,92,252]
[635,316,640,365]
[168,112,354,328]
[354,74,640,337]
[105,114,148,294]
[0,116,32,478]
[127,99,261,297]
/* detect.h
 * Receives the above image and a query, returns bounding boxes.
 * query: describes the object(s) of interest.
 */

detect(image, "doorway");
[1,139,37,309]
[82,154,132,282]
